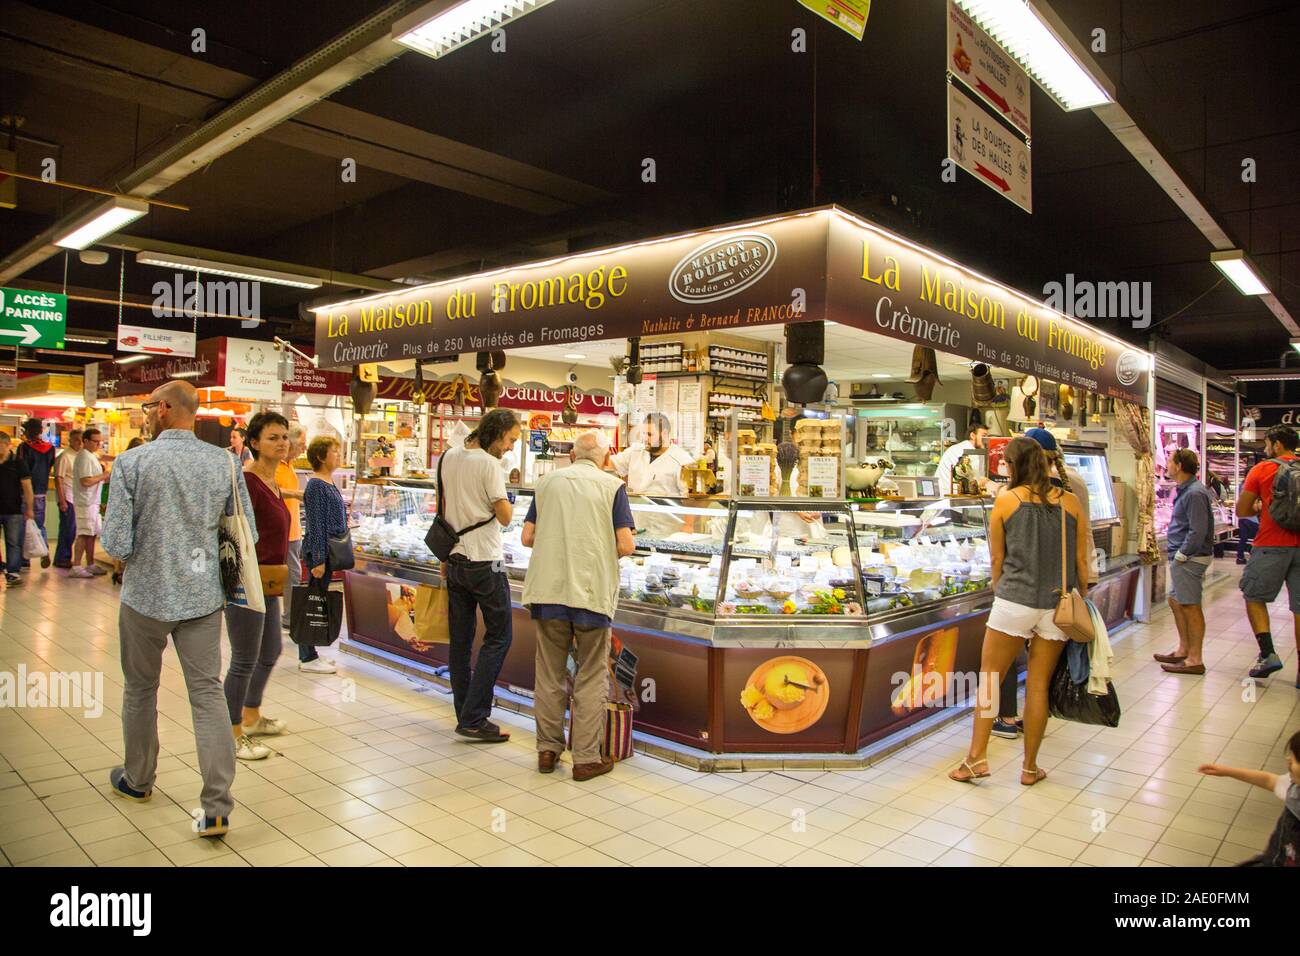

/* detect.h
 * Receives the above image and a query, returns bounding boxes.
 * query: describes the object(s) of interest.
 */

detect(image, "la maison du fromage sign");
[313,206,1148,404]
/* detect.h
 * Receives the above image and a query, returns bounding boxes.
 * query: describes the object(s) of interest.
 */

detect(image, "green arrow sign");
[0,287,67,349]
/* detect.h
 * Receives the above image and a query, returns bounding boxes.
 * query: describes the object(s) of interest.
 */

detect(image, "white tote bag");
[219,455,264,613]
[23,519,49,558]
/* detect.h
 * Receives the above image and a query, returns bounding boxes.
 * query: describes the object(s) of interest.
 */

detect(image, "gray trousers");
[533,618,610,765]
[223,598,282,725]
[119,603,236,818]
[282,540,301,626]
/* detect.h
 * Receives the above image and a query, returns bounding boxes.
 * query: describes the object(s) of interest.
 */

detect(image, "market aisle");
[1,565,1296,868]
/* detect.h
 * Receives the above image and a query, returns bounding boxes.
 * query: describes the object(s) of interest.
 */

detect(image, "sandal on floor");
[1020,766,1047,786]
[948,757,990,783]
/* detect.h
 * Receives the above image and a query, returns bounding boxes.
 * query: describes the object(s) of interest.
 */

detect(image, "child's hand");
[1198,764,1226,776]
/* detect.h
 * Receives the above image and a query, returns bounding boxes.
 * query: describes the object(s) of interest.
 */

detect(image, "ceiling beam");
[0,1,611,274]
[0,1,421,285]
[1034,1,1299,338]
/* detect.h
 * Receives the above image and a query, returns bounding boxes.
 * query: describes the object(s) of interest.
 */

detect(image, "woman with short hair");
[299,436,348,674]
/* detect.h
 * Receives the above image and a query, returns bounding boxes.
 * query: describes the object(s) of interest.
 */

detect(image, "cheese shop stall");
[312,206,1154,765]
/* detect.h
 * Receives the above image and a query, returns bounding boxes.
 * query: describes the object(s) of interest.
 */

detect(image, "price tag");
[807,456,839,497]
[738,455,771,496]
[867,579,882,596]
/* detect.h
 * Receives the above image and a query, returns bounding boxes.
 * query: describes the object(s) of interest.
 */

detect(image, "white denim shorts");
[987,596,1069,642]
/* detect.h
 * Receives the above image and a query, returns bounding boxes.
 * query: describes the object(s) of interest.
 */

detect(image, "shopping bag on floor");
[23,519,48,558]
[566,701,635,762]
[1048,651,1121,727]
[413,582,450,644]
[289,577,343,647]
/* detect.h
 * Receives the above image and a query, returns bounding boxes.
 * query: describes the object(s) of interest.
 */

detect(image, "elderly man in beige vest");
[521,431,636,781]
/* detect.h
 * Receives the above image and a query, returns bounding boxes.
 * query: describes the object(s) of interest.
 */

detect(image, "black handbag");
[289,577,343,647]
[424,452,497,562]
[1048,651,1121,727]
[327,530,355,572]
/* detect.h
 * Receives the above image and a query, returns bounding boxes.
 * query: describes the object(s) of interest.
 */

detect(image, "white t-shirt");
[71,448,103,512]
[610,443,694,496]
[440,445,508,562]
[499,448,518,482]
[55,448,76,500]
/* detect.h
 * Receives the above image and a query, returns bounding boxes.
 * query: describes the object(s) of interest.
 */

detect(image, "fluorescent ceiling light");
[114,353,152,365]
[134,252,323,290]
[871,373,892,379]
[953,1,1113,110]
[563,353,586,360]
[394,0,556,59]
[2,392,85,406]
[64,335,111,345]
[1211,250,1269,296]
[55,197,149,250]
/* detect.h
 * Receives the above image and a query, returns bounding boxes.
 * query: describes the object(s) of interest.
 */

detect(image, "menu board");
[657,378,679,440]
[739,455,772,496]
[677,380,703,456]
[634,378,657,418]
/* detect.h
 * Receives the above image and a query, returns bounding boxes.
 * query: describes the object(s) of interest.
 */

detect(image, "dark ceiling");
[1,0,1297,396]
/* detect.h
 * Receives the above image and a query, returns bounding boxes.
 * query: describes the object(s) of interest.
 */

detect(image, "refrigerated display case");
[849,403,972,478]
[342,486,1136,763]
[1060,442,1120,526]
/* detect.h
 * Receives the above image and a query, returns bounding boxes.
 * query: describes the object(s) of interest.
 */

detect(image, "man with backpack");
[1237,425,1300,685]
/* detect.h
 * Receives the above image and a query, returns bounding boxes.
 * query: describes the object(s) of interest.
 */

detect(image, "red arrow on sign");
[974,163,1010,193]
[142,347,175,353]
[975,78,1010,115]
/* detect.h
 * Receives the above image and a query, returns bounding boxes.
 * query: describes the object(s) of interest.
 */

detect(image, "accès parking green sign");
[0,287,66,348]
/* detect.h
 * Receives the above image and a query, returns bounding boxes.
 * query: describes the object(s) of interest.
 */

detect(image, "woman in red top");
[223,411,292,761]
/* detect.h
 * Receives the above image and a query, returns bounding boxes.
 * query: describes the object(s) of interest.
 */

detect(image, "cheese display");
[349,482,993,622]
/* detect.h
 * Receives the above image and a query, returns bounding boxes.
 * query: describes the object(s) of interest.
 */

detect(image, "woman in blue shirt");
[299,436,348,673]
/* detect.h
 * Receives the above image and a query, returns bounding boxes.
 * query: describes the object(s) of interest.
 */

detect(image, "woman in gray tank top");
[950,436,1092,787]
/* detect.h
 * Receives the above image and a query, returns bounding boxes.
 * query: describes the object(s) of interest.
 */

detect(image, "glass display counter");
[349,485,994,630]
[341,483,1135,763]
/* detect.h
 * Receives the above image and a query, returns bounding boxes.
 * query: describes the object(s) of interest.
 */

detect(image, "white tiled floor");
[1,564,1296,867]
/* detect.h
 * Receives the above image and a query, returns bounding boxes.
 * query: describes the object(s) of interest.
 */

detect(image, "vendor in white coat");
[935,422,991,497]
[610,413,696,537]
[610,413,695,497]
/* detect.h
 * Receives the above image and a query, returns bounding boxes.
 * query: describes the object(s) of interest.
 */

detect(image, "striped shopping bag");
[567,701,635,762]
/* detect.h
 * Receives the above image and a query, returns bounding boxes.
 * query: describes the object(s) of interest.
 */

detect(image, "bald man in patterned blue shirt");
[103,379,255,838]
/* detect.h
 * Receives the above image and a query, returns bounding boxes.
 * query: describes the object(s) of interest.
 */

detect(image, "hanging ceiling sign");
[223,337,283,401]
[798,0,871,41]
[947,81,1032,213]
[116,323,197,358]
[0,287,66,348]
[947,0,1031,137]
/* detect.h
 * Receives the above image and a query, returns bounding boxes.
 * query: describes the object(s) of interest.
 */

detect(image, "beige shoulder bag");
[1052,494,1094,643]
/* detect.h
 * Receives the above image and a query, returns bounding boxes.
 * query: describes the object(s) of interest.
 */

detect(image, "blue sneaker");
[1248,653,1283,679]
[196,815,230,838]
[108,767,152,802]
[992,719,1020,739]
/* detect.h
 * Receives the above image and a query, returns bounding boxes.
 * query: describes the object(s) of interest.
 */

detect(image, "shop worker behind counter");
[521,431,636,782]
[1237,425,1300,686]
[440,408,523,743]
[935,422,990,497]
[102,379,255,839]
